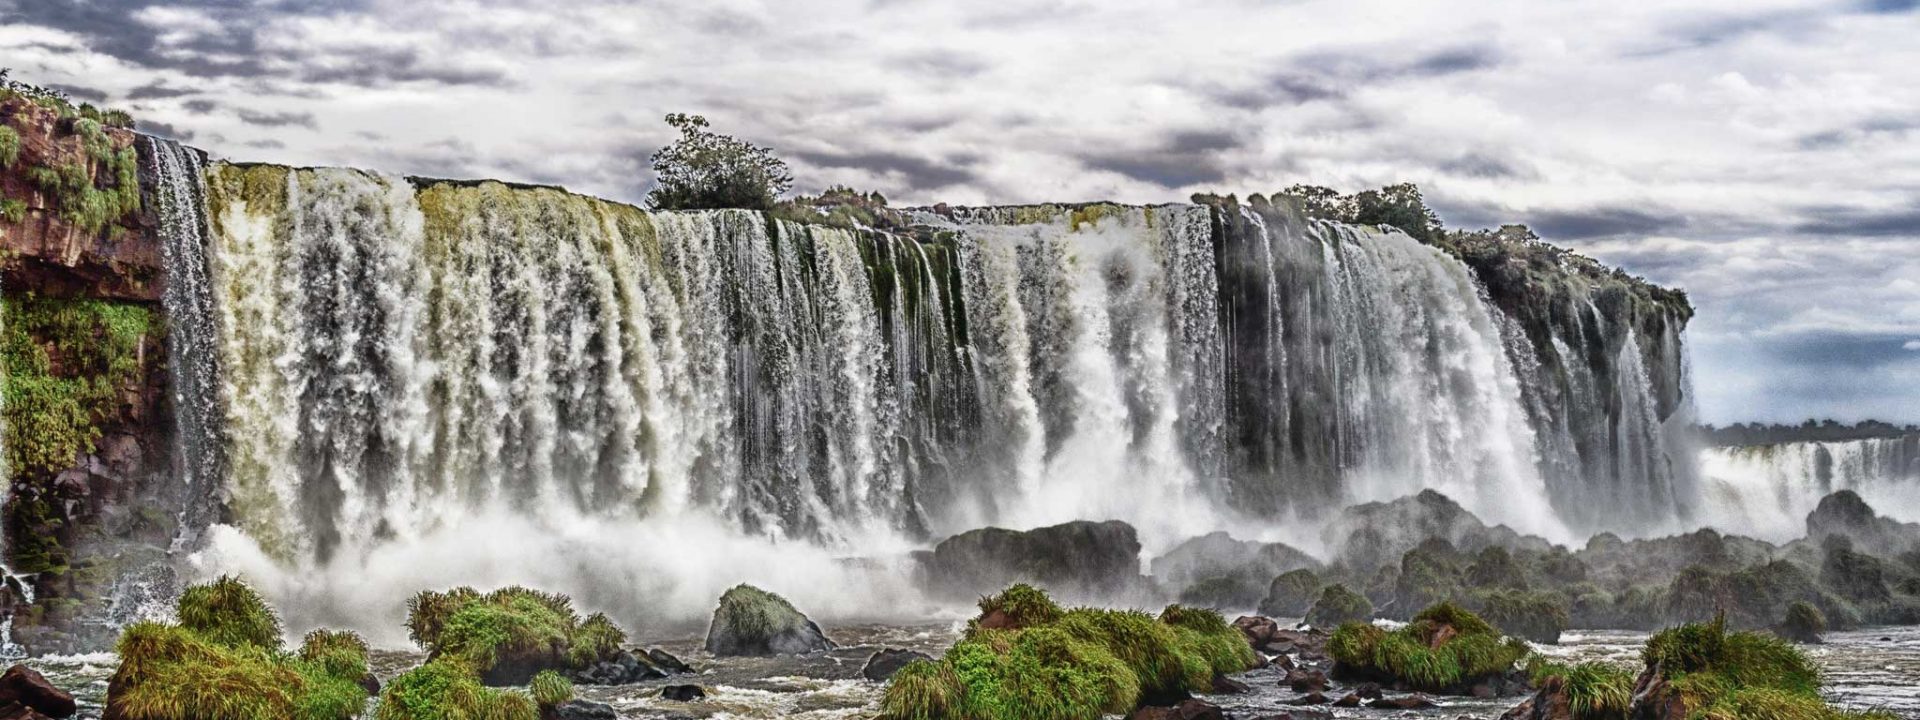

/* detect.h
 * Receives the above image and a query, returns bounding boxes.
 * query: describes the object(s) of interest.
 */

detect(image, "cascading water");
[137,167,1703,637]
[1699,435,1920,542]
[150,137,227,550]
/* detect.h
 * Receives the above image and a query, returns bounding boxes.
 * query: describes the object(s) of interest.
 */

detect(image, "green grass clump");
[0,125,19,167]
[178,576,283,650]
[1327,601,1530,692]
[375,660,537,720]
[1526,658,1632,719]
[106,577,371,720]
[527,669,572,707]
[879,586,1259,720]
[1304,583,1372,628]
[405,586,618,683]
[975,583,1063,628]
[1,198,25,223]
[1639,615,1894,719]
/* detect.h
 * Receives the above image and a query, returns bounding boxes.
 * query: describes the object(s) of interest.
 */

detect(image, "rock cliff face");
[0,96,182,651]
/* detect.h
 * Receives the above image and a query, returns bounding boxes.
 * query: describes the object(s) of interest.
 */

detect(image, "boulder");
[1209,674,1249,694]
[1325,491,1551,572]
[1332,692,1360,707]
[1125,699,1226,720]
[1232,615,1280,648]
[923,520,1146,600]
[1151,532,1320,593]
[1259,569,1322,618]
[570,650,667,685]
[644,648,693,674]
[1285,691,1329,705]
[704,584,835,656]
[1284,668,1327,693]
[861,648,934,681]
[1499,675,1572,720]
[543,699,618,720]
[659,684,706,701]
[1805,490,1920,555]
[0,702,54,720]
[0,665,74,719]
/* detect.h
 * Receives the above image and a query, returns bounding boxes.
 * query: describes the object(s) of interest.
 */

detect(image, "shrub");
[1778,601,1826,644]
[646,113,792,211]
[1639,616,1893,719]
[176,576,282,650]
[404,586,627,684]
[528,670,572,707]
[1526,658,1632,720]
[107,578,371,720]
[1,198,25,223]
[879,586,1258,720]
[376,660,537,720]
[0,125,18,167]
[1258,568,1322,617]
[1304,584,1372,628]
[1327,601,1530,692]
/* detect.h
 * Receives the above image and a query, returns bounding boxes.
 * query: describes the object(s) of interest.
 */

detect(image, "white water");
[1699,436,1920,542]
[127,168,1701,640]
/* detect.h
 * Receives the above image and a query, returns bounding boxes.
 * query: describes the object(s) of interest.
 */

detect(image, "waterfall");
[1700,436,1920,542]
[150,137,227,549]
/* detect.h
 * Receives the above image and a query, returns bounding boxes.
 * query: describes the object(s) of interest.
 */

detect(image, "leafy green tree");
[1277,182,1445,244]
[646,113,792,211]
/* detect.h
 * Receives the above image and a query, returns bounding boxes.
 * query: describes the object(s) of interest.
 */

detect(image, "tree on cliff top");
[1279,182,1445,244]
[646,113,792,211]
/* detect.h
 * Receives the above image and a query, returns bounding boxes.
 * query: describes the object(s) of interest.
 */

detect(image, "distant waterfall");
[1700,436,1920,541]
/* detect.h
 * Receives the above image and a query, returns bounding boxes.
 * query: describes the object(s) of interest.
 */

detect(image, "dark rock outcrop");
[659,685,706,702]
[1499,675,1572,720]
[570,650,667,685]
[1325,491,1551,572]
[1150,532,1319,594]
[0,665,74,719]
[861,648,933,681]
[1124,699,1226,720]
[704,584,835,656]
[543,700,617,720]
[922,520,1146,600]
[1805,490,1920,555]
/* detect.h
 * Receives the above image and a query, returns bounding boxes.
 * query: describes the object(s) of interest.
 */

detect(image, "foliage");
[405,586,617,682]
[1469,588,1569,644]
[375,660,537,720]
[880,585,1258,720]
[1304,583,1372,628]
[646,113,792,211]
[1638,615,1893,719]
[178,576,283,650]
[1259,568,1322,617]
[1278,182,1446,244]
[1778,601,1826,643]
[527,670,572,707]
[1327,601,1530,691]
[771,184,904,231]
[1,198,25,223]
[107,577,371,720]
[0,125,18,168]
[0,68,136,128]
[1526,658,1633,720]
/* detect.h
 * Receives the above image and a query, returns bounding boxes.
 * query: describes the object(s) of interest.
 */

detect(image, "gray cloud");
[792,148,979,192]
[1529,206,1680,240]
[237,109,317,129]
[126,82,200,100]
[1793,204,1920,237]
[137,119,195,141]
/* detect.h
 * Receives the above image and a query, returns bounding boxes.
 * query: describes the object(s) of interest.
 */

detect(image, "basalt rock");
[543,700,617,720]
[659,685,706,702]
[922,520,1147,601]
[704,584,835,656]
[861,648,934,681]
[0,666,74,719]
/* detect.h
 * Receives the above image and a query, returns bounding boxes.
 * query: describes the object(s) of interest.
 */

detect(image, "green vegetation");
[1327,602,1530,692]
[528,669,572,707]
[1304,583,1372,628]
[375,660,537,720]
[647,113,792,211]
[1,198,25,223]
[404,586,624,683]
[771,184,907,231]
[1639,616,1896,720]
[1470,588,1569,644]
[877,585,1258,720]
[0,69,134,128]
[1174,575,1260,610]
[1526,658,1634,720]
[106,577,373,720]
[0,125,19,168]
[1279,182,1445,244]
[1779,601,1827,644]
[0,68,142,236]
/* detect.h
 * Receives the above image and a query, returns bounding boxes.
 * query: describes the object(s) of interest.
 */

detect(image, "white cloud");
[1905,340,1920,351]
[3,0,1918,422]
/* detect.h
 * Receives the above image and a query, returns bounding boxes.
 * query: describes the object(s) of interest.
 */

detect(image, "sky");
[2,0,1915,425]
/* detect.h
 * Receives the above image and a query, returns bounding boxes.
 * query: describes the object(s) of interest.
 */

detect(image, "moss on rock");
[1635,616,1894,720]
[404,586,625,685]
[705,583,836,656]
[374,660,536,720]
[1328,601,1530,693]
[1304,583,1372,628]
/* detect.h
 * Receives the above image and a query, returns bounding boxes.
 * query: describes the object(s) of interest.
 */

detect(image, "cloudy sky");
[3,0,1915,424]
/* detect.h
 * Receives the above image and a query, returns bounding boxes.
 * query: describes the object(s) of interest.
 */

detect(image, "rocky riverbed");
[16,622,1918,719]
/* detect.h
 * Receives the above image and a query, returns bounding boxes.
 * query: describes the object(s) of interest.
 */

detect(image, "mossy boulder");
[877,585,1258,720]
[704,584,835,656]
[1175,576,1262,611]
[1469,589,1568,644]
[104,576,373,720]
[1257,569,1321,618]
[1629,615,1896,720]
[405,586,628,685]
[1303,584,1371,629]
[1777,601,1826,644]
[1327,602,1530,695]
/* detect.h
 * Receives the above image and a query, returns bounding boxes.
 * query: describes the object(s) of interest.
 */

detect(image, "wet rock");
[924,520,1147,600]
[1333,692,1361,707]
[1125,699,1226,720]
[571,650,667,685]
[1234,615,1281,648]
[704,584,835,656]
[1368,694,1438,709]
[1499,675,1572,720]
[1285,691,1329,705]
[644,648,694,674]
[0,702,54,720]
[862,648,934,681]
[0,665,74,719]
[544,699,618,720]
[1284,668,1327,693]
[659,684,706,702]
[1210,674,1249,694]
[1352,682,1382,699]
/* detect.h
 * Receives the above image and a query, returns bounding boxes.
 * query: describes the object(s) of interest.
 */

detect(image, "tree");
[1276,182,1445,244]
[646,113,792,211]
